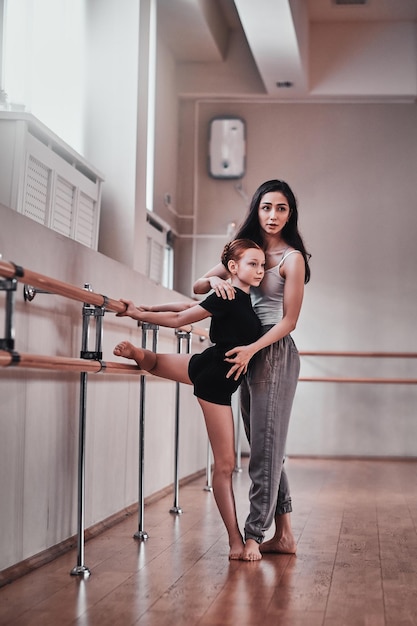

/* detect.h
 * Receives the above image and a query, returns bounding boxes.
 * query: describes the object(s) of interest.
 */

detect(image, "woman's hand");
[209,276,235,300]
[224,345,255,380]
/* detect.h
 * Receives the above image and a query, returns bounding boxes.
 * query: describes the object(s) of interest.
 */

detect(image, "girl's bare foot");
[229,538,245,560]
[113,341,142,362]
[241,539,262,561]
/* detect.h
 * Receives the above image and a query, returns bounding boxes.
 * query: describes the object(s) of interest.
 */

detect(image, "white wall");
[310,21,417,98]
[178,99,417,458]
[0,205,208,572]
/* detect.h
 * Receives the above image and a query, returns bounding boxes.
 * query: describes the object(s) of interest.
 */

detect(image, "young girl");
[193,180,311,561]
[113,239,265,560]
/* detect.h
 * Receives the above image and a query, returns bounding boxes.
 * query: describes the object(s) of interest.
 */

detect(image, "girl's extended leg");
[115,342,244,559]
[113,341,192,384]
[198,398,245,560]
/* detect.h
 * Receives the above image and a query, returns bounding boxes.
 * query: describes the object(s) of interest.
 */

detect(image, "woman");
[114,239,265,560]
[193,179,311,561]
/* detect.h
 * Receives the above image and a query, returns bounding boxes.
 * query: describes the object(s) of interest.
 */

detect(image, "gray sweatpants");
[240,331,300,544]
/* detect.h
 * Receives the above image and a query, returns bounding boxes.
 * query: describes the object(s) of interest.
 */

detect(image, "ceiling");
[158,0,417,101]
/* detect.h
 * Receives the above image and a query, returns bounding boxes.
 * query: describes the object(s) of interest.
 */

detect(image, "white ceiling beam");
[234,0,308,96]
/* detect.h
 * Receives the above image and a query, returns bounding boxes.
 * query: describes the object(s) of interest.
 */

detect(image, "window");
[146,212,173,289]
[1,0,85,152]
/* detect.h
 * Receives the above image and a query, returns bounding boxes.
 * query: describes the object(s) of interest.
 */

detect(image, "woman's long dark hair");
[235,179,311,283]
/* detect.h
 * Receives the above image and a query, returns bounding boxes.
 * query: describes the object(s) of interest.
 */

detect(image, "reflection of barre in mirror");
[114,239,266,560]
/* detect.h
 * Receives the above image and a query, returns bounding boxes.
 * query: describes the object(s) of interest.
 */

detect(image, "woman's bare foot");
[241,539,262,561]
[260,512,297,554]
[259,535,297,554]
[113,341,143,363]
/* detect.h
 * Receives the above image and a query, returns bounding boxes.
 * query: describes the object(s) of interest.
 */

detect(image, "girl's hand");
[224,345,255,380]
[209,276,235,300]
[116,298,139,318]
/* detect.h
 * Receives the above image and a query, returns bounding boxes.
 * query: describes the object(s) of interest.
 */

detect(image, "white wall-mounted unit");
[0,112,104,250]
[208,117,246,179]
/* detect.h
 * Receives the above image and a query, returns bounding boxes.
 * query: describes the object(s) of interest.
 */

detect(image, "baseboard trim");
[0,467,207,588]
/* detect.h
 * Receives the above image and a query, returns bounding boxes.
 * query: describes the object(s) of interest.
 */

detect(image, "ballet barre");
[298,350,417,385]
[299,376,417,384]
[3,258,416,579]
[0,258,207,579]
[300,350,417,358]
[0,258,208,341]
[0,350,146,374]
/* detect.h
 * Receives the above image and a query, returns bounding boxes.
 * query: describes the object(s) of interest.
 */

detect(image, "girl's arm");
[193,262,236,300]
[117,299,211,328]
[224,253,305,379]
[138,301,195,313]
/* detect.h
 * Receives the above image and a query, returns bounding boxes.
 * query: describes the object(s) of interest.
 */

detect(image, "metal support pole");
[71,286,94,577]
[134,322,158,541]
[170,330,191,515]
[204,440,213,492]
[70,370,90,578]
[71,284,105,577]
[233,391,243,473]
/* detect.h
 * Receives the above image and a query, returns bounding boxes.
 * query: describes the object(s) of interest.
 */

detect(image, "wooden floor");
[1,457,417,626]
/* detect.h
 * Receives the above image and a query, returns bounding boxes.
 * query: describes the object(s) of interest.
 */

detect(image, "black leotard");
[188,287,262,406]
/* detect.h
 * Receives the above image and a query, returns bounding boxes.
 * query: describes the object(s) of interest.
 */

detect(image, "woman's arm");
[193,262,235,300]
[117,299,211,328]
[224,253,306,379]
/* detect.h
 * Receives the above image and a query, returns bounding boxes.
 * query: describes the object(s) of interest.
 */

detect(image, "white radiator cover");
[0,112,104,250]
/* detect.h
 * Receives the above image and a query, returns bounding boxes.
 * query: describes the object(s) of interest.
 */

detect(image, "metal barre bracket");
[79,286,106,361]
[139,322,159,331]
[0,277,17,350]
[0,277,17,293]
[23,284,51,301]
[175,329,190,339]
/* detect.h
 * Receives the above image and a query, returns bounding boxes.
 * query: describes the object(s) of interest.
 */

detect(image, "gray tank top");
[251,249,301,326]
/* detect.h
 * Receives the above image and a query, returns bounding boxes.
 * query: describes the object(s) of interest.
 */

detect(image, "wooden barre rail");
[299,376,417,384]
[0,350,148,375]
[0,259,125,312]
[300,351,417,358]
[0,259,208,339]
[1,260,415,357]
[299,351,417,384]
[1,350,417,384]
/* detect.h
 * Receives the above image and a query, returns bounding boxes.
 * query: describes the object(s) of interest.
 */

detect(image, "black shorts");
[188,346,242,406]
